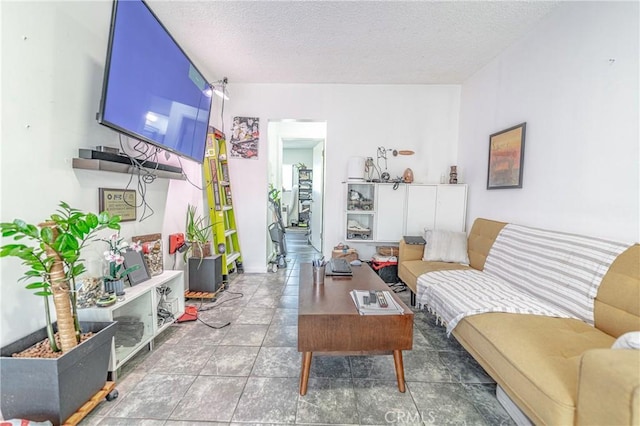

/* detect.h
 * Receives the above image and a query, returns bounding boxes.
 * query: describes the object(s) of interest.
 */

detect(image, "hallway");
[282,227,318,263]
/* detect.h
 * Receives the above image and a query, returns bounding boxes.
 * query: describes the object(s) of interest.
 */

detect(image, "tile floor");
[82,230,515,425]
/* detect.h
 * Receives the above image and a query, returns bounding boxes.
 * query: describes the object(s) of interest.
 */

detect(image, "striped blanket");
[417,224,632,335]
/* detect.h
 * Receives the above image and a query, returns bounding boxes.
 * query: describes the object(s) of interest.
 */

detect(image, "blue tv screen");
[98,0,212,163]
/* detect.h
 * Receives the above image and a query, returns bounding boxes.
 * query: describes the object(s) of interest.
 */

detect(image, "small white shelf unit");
[77,270,185,379]
[344,182,468,243]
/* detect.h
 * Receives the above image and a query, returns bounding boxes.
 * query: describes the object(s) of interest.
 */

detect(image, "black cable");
[176,155,204,191]
[197,291,244,311]
[117,135,157,222]
[181,287,242,329]
[197,317,230,330]
[220,90,226,134]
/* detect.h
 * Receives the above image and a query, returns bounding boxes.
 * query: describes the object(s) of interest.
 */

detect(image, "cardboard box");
[332,247,358,262]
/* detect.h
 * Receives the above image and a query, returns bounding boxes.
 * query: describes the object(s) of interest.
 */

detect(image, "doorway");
[267,120,327,256]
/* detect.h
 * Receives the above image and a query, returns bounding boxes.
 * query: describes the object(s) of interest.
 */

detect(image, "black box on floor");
[377,265,399,283]
[188,255,223,293]
[371,258,399,283]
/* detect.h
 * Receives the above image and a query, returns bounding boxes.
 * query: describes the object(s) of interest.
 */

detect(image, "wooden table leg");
[300,351,313,395]
[393,350,406,393]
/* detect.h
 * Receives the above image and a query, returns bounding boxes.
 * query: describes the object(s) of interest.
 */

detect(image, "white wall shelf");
[72,158,185,180]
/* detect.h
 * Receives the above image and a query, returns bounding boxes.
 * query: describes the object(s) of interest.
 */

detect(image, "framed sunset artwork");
[487,123,526,189]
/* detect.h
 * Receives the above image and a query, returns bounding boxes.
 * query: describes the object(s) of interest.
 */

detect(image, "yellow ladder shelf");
[204,127,243,281]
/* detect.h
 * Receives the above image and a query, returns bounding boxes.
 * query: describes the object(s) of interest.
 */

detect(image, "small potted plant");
[0,201,122,424]
[100,232,142,299]
[185,204,213,259]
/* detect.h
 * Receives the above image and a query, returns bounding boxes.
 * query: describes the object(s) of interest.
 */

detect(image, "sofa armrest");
[399,239,424,263]
[577,348,640,425]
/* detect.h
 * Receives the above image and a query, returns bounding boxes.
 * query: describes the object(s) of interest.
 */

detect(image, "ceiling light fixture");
[210,77,229,100]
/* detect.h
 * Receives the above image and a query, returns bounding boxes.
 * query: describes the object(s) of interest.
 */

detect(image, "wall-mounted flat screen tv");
[98,0,212,163]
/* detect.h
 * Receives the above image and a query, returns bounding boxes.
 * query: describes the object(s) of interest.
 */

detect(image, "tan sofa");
[398,218,640,425]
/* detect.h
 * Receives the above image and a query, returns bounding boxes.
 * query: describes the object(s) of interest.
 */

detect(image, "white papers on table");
[350,290,404,315]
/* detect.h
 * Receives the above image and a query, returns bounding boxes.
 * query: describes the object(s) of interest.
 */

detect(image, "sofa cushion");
[398,259,469,293]
[452,313,615,425]
[467,218,507,271]
[422,230,469,264]
[483,224,632,325]
[576,348,640,425]
[417,269,574,334]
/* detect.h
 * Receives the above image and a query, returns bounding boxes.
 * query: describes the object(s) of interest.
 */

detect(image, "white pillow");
[611,332,640,349]
[422,229,470,264]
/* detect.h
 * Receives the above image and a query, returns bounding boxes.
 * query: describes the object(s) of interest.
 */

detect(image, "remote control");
[369,290,377,305]
[376,291,388,308]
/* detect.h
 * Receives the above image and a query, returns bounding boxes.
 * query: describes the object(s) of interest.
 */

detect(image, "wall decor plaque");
[99,188,136,221]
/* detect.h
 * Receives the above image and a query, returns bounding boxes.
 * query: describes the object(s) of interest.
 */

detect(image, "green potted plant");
[0,201,122,424]
[185,204,213,259]
[100,232,142,298]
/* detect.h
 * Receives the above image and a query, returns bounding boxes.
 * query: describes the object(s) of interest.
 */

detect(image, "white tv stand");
[78,270,185,380]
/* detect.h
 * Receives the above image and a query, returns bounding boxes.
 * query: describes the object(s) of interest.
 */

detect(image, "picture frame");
[487,122,526,189]
[132,233,163,277]
[122,248,151,286]
[98,188,137,221]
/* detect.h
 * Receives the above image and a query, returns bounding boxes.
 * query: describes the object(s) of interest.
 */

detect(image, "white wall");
[458,2,639,242]
[225,84,461,271]
[0,2,207,346]
[284,149,314,166]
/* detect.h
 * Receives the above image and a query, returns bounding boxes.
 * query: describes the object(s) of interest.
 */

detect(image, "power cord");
[197,290,244,311]
[198,317,230,330]
[181,288,244,330]
[176,155,214,193]
[117,135,158,222]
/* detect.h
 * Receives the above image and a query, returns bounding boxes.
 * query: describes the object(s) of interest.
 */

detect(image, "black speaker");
[188,255,223,293]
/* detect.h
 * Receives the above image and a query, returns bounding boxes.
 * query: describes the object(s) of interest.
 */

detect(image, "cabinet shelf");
[77,270,185,379]
[72,158,185,180]
[344,183,468,243]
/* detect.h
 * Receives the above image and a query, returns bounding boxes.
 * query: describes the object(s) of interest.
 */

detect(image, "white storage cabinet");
[375,184,406,242]
[78,270,185,379]
[345,182,375,241]
[405,185,437,236]
[344,183,467,243]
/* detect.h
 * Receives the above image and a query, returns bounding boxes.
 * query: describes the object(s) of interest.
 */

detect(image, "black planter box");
[1,321,117,425]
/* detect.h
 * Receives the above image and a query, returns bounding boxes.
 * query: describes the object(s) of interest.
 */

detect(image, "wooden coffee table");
[297,262,413,395]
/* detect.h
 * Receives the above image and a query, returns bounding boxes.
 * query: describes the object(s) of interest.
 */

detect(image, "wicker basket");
[332,244,358,262]
[376,246,398,257]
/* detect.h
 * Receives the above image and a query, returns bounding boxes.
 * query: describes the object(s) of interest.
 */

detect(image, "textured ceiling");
[146,1,559,85]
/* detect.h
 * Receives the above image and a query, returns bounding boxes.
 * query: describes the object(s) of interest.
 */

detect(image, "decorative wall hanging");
[229,116,259,159]
[132,233,163,277]
[98,188,136,221]
[487,122,526,189]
